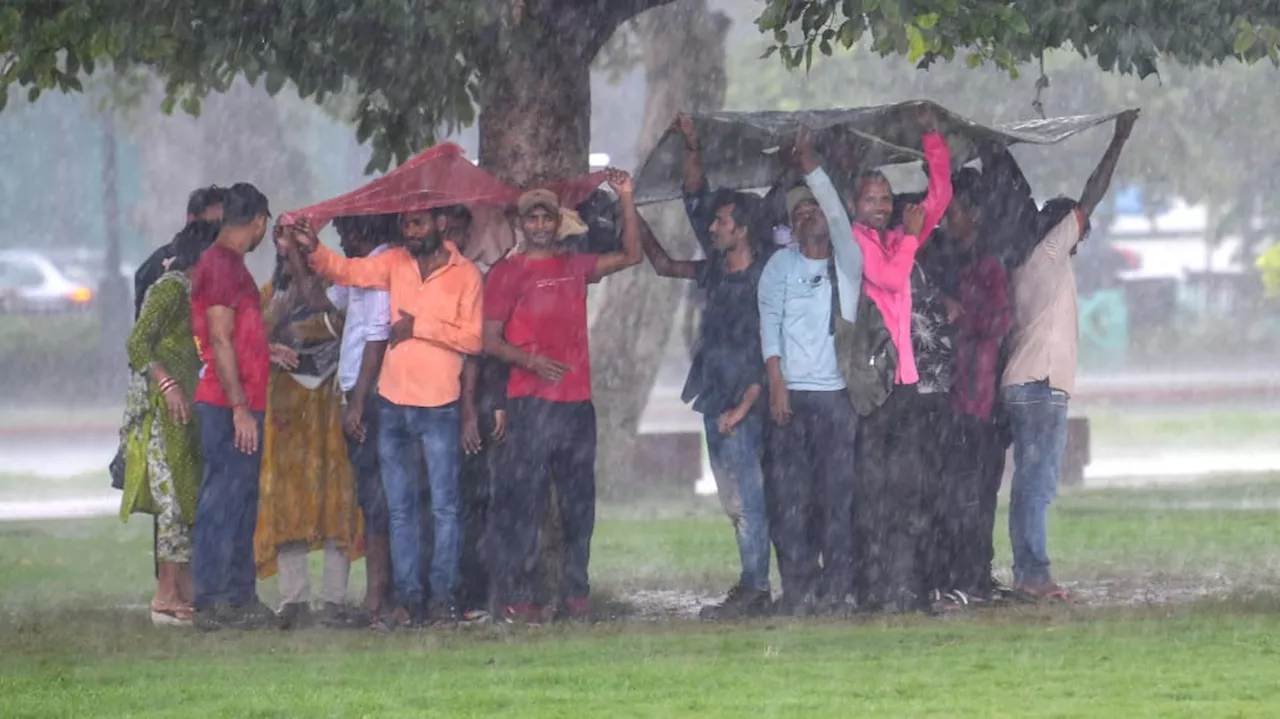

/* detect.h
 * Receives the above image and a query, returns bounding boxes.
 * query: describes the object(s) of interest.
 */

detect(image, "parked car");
[0,250,96,314]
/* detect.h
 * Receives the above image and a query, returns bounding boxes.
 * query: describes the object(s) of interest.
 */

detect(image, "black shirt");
[681,257,767,417]
[133,244,175,319]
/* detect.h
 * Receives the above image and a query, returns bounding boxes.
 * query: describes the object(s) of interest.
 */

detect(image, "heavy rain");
[2,0,1279,715]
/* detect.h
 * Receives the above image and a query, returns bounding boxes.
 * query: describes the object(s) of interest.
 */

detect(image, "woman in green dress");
[119,220,219,625]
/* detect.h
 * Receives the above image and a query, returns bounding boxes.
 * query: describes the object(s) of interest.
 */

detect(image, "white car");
[0,249,95,313]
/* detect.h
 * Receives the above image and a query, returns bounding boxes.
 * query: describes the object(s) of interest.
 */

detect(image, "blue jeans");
[1002,382,1069,586]
[377,400,461,610]
[191,403,264,610]
[704,412,771,593]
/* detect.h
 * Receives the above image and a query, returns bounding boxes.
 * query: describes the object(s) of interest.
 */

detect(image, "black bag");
[109,448,126,490]
[829,257,897,416]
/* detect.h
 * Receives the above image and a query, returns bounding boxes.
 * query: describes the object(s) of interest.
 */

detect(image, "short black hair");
[333,213,400,243]
[221,183,271,226]
[186,185,225,218]
[432,204,474,227]
[710,189,758,230]
[851,170,891,203]
[1037,196,1089,239]
[950,168,983,210]
[169,220,221,272]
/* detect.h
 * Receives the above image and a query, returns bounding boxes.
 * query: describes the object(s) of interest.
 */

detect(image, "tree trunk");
[589,0,732,491]
[471,0,728,609]
[475,20,596,610]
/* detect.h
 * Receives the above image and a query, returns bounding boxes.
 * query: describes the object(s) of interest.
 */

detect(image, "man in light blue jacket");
[757,127,863,616]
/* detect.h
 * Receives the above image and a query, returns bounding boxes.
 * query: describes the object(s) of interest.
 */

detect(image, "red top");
[484,252,598,403]
[950,254,1012,420]
[190,244,270,412]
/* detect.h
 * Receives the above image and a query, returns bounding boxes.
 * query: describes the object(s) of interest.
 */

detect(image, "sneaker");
[699,585,772,621]
[426,602,459,627]
[278,602,313,630]
[231,600,280,630]
[193,605,231,632]
[318,602,349,628]
[771,593,818,618]
[499,602,545,625]
[562,596,592,621]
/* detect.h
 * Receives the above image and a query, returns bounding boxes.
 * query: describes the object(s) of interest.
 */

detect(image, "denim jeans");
[191,403,264,610]
[1002,381,1069,586]
[703,411,770,593]
[345,393,389,537]
[377,400,461,610]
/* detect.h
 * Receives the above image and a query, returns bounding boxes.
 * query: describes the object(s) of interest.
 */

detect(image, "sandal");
[1013,582,1075,604]
[150,599,194,626]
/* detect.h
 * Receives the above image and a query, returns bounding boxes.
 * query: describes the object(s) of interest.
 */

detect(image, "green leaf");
[27,86,39,102]
[1234,26,1257,55]
[180,94,201,116]
[761,44,779,60]
[915,13,939,30]
[264,68,285,96]
[159,94,176,115]
[0,90,8,113]
[820,39,833,56]
[838,19,858,47]
[905,24,926,62]
[1008,10,1031,35]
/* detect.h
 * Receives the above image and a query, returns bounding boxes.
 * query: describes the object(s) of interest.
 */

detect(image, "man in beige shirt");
[1001,110,1138,599]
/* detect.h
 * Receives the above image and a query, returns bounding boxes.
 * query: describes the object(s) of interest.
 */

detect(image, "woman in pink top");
[847,104,954,614]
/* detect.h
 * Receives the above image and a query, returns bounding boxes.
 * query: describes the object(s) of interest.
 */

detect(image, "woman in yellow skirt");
[257,234,363,628]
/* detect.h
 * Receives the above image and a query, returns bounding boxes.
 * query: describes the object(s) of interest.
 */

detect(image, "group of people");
[115,102,1139,630]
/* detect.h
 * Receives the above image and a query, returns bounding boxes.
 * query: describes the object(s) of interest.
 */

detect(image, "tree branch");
[561,0,681,62]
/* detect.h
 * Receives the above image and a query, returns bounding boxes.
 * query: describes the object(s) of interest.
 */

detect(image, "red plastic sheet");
[279,142,607,229]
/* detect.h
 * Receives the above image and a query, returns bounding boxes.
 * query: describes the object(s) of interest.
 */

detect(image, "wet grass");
[4,602,1280,717]
[1086,408,1280,453]
[4,479,1280,716]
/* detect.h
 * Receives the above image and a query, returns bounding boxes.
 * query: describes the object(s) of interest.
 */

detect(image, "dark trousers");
[191,403,264,610]
[766,389,858,601]
[912,393,954,594]
[490,398,596,606]
[345,395,389,538]
[853,385,935,607]
[457,412,497,613]
[939,412,1007,594]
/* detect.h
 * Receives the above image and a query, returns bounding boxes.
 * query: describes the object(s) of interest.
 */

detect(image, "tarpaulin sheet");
[633,100,1130,205]
[279,142,609,267]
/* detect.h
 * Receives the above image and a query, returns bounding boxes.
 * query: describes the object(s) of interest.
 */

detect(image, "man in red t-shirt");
[189,183,276,631]
[483,169,641,623]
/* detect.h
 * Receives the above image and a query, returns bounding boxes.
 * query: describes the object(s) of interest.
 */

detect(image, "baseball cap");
[516,189,560,216]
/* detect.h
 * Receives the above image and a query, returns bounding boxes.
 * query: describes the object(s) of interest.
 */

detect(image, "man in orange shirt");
[286,211,483,627]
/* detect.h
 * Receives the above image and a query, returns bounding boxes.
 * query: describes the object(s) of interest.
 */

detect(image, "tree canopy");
[4,0,1277,179]
[0,1,675,174]
[756,0,1280,78]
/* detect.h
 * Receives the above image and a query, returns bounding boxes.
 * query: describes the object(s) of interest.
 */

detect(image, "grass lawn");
[3,478,1280,716]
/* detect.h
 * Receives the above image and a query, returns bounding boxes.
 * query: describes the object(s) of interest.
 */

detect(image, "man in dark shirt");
[642,115,772,620]
[133,186,225,318]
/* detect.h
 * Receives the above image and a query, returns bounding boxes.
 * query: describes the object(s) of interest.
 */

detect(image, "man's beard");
[408,234,442,257]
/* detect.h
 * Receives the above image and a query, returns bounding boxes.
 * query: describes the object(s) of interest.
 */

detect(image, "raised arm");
[638,213,700,280]
[795,126,864,323]
[675,114,706,197]
[1078,109,1140,220]
[588,168,644,282]
[915,106,954,242]
[288,218,395,291]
